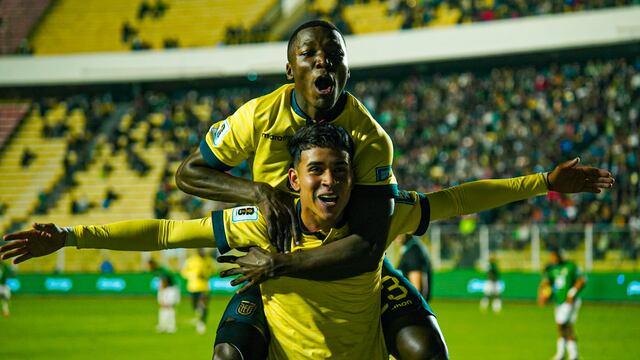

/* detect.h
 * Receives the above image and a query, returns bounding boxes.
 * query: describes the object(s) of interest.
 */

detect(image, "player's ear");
[288,168,301,191]
[286,63,294,81]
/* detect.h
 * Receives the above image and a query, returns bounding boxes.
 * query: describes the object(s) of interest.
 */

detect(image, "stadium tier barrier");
[5,271,640,302]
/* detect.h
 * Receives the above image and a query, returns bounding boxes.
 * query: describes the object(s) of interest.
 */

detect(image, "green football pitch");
[0,295,638,359]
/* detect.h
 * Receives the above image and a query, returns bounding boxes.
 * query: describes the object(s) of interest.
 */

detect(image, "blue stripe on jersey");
[212,210,231,254]
[199,140,233,171]
[353,184,399,198]
[414,192,431,236]
[290,89,310,122]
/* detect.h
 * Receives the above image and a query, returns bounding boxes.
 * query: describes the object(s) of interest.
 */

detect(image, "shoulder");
[253,84,292,114]
[344,92,387,134]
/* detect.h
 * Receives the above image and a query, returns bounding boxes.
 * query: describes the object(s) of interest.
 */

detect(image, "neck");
[299,206,343,234]
[292,89,345,122]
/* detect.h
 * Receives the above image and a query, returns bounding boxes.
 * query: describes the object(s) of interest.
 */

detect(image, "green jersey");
[0,261,13,285]
[543,261,581,304]
[487,261,500,281]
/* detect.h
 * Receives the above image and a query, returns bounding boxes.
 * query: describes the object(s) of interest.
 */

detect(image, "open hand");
[548,158,614,194]
[218,247,277,293]
[1,223,66,264]
[255,183,300,253]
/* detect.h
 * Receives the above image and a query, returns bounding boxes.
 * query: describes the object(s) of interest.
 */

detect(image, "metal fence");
[413,223,640,272]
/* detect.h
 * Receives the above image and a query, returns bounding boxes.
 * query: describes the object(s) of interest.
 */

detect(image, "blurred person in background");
[480,256,502,313]
[538,248,586,360]
[181,248,215,334]
[99,254,115,274]
[0,259,14,317]
[20,147,36,168]
[156,273,180,333]
[396,233,433,301]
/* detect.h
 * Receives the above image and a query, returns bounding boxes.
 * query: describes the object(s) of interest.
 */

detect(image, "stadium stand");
[326,0,637,35]
[0,0,50,54]
[30,0,277,54]
[14,0,635,54]
[0,104,70,240]
[0,103,30,148]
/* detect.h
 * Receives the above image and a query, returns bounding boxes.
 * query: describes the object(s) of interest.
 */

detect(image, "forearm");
[428,173,548,221]
[271,234,381,280]
[175,150,262,204]
[70,218,214,250]
[272,192,392,280]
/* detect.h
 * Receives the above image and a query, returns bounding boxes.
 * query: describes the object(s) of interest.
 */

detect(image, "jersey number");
[382,275,408,301]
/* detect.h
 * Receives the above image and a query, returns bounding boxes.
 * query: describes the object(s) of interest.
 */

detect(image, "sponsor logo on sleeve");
[209,119,231,147]
[376,165,392,182]
[231,206,259,222]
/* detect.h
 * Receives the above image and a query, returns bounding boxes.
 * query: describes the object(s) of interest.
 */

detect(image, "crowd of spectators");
[317,0,637,35]
[18,54,638,264]
[130,55,639,262]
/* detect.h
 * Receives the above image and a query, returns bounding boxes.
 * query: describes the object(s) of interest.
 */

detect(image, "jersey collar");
[294,199,347,241]
[291,89,348,125]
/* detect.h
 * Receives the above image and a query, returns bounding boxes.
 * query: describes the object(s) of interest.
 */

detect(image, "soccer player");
[181,248,216,334]
[0,259,13,317]
[395,234,433,302]
[480,256,502,313]
[156,273,180,334]
[175,19,436,359]
[148,259,180,333]
[3,124,613,359]
[538,248,586,360]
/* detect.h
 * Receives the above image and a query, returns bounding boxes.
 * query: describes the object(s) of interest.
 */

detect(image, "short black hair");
[288,123,354,167]
[287,20,345,62]
[549,247,565,263]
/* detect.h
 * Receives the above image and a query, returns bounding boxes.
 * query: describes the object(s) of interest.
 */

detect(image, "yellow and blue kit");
[211,192,430,359]
[199,83,397,196]
[69,174,550,359]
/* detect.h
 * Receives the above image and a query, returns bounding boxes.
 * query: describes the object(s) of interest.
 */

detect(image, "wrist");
[544,172,553,191]
[271,252,296,277]
[567,287,578,298]
[62,227,77,247]
[253,182,272,204]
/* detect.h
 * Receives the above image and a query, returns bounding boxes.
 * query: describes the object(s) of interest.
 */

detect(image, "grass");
[0,296,638,359]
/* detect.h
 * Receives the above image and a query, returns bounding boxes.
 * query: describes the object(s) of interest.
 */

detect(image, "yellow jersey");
[200,83,397,196]
[211,192,429,359]
[180,254,216,293]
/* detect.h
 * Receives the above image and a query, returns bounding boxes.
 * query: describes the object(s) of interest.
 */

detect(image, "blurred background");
[0,1,639,359]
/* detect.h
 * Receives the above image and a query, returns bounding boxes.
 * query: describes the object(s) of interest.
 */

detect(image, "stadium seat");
[31,0,277,54]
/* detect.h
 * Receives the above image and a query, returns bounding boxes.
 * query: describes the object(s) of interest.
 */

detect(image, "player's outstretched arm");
[176,148,299,253]
[428,158,614,222]
[1,218,215,264]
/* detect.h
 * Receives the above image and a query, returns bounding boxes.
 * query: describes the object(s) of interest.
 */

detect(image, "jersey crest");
[236,300,257,316]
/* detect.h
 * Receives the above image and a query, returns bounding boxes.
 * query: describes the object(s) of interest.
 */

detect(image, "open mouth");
[317,194,338,204]
[314,75,335,95]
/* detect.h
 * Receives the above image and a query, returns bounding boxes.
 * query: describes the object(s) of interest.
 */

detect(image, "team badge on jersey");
[236,300,257,316]
[376,165,392,182]
[232,206,259,222]
[210,119,231,147]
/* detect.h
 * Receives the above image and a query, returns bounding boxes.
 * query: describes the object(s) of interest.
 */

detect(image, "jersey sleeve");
[199,99,257,170]
[427,174,548,221]
[351,113,398,197]
[211,205,273,254]
[387,191,431,248]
